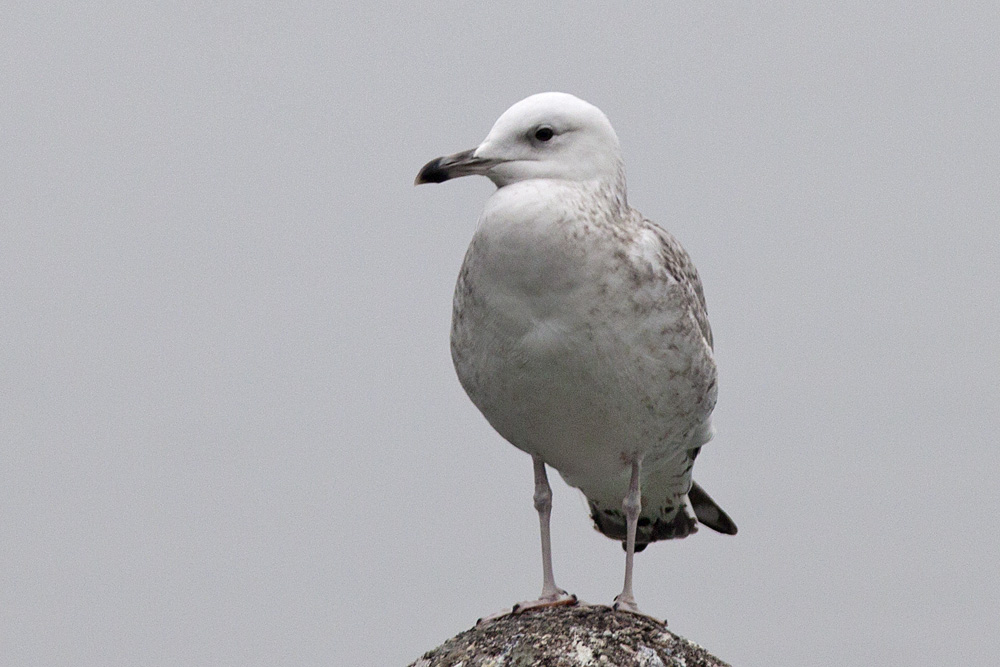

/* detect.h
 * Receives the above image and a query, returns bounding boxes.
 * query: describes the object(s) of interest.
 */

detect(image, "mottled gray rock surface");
[408,605,730,666]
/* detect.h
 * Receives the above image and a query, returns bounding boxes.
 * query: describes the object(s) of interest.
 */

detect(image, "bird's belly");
[452,284,716,491]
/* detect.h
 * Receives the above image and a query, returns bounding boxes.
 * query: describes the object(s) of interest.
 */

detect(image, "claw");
[612,595,666,625]
[512,591,578,614]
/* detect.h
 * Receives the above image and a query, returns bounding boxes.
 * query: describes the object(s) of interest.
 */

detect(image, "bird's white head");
[416,92,624,190]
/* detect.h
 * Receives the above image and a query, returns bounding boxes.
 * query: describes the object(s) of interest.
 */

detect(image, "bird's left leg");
[613,457,643,614]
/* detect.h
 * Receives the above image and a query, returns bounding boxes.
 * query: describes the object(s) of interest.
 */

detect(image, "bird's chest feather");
[453,187,622,360]
[451,188,696,410]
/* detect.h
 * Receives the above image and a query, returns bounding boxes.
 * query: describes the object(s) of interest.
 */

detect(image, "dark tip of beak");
[414,157,451,185]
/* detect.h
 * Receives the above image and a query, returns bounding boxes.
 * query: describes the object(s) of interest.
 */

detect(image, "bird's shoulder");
[630,212,714,350]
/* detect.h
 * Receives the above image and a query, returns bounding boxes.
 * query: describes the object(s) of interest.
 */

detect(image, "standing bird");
[415,93,736,616]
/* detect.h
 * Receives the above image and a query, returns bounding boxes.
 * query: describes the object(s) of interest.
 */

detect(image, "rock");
[408,605,730,666]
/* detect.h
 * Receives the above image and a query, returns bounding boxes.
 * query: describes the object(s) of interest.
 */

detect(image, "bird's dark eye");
[534,126,554,142]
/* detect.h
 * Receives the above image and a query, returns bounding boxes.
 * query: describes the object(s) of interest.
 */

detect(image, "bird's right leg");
[477,456,577,625]
[512,456,577,612]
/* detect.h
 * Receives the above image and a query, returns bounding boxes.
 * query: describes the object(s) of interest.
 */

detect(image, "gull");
[415,92,737,618]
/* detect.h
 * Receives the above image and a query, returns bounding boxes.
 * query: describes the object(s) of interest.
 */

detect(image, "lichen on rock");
[408,605,730,666]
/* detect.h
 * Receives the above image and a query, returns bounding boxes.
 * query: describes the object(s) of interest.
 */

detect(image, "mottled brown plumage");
[418,92,736,615]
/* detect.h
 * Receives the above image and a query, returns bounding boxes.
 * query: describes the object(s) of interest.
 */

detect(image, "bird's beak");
[414,149,499,185]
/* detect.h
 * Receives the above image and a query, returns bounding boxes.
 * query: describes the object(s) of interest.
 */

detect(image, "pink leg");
[535,455,560,599]
[478,456,578,625]
[512,456,577,612]
[613,458,643,613]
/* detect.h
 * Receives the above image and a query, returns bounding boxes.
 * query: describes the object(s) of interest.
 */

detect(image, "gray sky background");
[3,3,998,666]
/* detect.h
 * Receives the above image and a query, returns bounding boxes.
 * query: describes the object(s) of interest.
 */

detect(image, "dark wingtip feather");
[689,481,738,535]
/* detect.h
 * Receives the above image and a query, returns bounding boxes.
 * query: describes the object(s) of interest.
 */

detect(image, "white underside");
[451,180,718,511]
